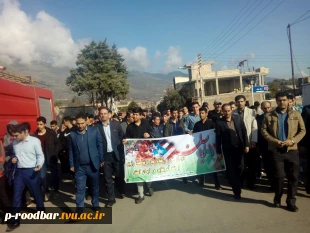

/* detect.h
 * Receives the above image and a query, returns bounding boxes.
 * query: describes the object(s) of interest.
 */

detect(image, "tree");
[66,40,129,107]
[127,101,139,111]
[265,79,293,99]
[157,88,184,113]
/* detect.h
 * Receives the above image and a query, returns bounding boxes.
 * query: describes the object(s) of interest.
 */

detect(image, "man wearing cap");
[208,100,223,123]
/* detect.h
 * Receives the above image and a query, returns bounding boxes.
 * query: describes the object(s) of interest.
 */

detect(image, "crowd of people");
[0,91,310,231]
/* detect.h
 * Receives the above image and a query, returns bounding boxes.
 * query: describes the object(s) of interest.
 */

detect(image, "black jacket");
[301,105,310,148]
[126,119,151,139]
[215,114,249,154]
[96,120,124,161]
[256,114,268,150]
[164,119,185,137]
[33,127,61,160]
[193,119,215,133]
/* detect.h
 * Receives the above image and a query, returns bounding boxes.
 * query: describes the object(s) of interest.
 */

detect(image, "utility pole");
[287,24,296,96]
[197,53,203,104]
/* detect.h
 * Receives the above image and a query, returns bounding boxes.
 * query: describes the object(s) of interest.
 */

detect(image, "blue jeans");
[75,164,99,210]
[12,168,44,223]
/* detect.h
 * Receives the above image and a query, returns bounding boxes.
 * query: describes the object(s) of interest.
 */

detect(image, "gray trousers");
[137,182,152,197]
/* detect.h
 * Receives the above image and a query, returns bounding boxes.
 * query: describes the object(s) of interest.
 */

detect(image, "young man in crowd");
[164,107,185,137]
[149,113,164,138]
[33,116,61,201]
[7,123,45,231]
[183,105,189,121]
[97,107,125,207]
[262,92,305,212]
[229,101,237,111]
[69,113,104,214]
[125,107,153,204]
[233,95,258,190]
[161,110,170,127]
[178,108,184,121]
[50,120,60,136]
[208,99,223,123]
[192,107,222,189]
[216,104,249,199]
[184,102,200,134]
[120,111,134,135]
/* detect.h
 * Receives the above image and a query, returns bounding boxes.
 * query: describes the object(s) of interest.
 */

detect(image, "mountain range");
[7,64,278,102]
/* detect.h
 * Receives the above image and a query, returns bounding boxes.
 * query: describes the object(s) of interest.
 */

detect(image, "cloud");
[162,46,183,73]
[118,46,150,71]
[0,0,89,67]
[154,50,161,59]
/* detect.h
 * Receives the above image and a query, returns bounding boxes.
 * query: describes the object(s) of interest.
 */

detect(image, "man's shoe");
[6,223,20,232]
[120,193,125,199]
[105,200,116,208]
[273,202,281,208]
[215,185,223,190]
[148,188,154,196]
[287,205,299,212]
[135,196,144,204]
[234,194,241,200]
[92,206,101,211]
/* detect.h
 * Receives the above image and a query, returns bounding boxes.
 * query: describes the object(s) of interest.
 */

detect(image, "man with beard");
[262,92,305,212]
[215,104,249,199]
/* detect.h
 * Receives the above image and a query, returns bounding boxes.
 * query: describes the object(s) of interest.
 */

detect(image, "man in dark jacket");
[215,104,249,199]
[164,107,185,137]
[301,104,310,194]
[69,113,104,213]
[97,107,125,207]
[125,107,153,204]
[256,101,274,190]
[192,107,222,189]
[33,116,61,201]
[149,113,164,138]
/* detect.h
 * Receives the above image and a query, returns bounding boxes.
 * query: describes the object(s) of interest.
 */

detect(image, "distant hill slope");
[8,65,186,101]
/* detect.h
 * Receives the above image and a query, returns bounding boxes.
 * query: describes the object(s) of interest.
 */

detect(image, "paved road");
[1,174,309,233]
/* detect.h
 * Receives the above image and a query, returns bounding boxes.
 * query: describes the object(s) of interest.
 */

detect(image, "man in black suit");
[69,113,104,213]
[215,104,249,199]
[97,107,125,207]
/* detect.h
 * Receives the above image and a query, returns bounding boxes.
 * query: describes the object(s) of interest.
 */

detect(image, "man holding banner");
[125,107,153,204]
[215,104,249,199]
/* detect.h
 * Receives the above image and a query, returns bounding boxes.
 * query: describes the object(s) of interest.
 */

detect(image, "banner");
[124,129,226,183]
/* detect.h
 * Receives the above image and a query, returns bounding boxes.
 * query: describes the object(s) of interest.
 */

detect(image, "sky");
[0,0,310,78]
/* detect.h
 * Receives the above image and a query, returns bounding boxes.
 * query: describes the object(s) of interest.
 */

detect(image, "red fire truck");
[0,70,56,140]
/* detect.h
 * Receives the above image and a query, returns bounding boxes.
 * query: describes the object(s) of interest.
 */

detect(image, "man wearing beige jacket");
[262,91,305,212]
[233,95,258,189]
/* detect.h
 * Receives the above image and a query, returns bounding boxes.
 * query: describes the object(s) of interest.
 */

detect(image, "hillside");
[7,65,187,102]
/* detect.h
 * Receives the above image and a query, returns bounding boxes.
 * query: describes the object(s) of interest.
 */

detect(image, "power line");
[200,0,252,57]
[292,15,310,25]
[212,0,286,60]
[204,0,275,61]
[202,0,262,59]
[291,9,310,25]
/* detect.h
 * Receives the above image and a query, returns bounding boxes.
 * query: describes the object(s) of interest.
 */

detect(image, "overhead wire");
[212,0,286,60]
[200,0,253,57]
[204,0,275,61]
[201,0,262,59]
[291,9,310,25]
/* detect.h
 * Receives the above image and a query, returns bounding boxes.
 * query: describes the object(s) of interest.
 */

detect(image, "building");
[174,61,269,104]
